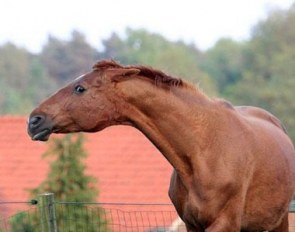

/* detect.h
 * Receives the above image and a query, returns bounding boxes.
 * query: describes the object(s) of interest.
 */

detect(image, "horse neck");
[118,80,214,187]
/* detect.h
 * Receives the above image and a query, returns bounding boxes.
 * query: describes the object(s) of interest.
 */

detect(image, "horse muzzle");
[27,114,53,141]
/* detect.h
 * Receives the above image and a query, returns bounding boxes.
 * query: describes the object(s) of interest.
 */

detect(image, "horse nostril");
[29,115,45,129]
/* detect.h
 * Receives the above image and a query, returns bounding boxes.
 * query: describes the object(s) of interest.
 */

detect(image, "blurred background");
[1,0,295,139]
[1,0,295,230]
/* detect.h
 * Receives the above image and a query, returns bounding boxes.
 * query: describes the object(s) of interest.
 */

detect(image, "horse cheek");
[78,97,107,130]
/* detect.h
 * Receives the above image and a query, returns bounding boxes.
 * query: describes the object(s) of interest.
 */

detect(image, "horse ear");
[109,68,140,82]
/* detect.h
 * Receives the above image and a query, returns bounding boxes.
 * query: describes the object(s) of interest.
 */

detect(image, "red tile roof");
[2,116,295,230]
[0,116,173,218]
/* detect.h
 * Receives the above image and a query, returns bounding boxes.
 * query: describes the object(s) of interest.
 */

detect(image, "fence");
[0,193,182,232]
[1,193,295,232]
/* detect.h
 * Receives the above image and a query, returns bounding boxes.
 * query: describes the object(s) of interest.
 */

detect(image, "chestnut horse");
[28,60,295,231]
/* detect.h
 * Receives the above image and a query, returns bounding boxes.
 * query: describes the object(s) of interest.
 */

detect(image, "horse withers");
[28,60,295,231]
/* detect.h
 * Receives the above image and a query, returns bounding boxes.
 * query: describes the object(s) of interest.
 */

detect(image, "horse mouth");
[28,114,54,141]
[31,129,51,141]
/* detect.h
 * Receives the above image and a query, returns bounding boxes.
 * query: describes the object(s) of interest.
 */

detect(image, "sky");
[0,0,294,53]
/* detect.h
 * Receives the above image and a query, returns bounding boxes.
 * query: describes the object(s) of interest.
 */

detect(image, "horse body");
[28,60,295,231]
[169,104,295,231]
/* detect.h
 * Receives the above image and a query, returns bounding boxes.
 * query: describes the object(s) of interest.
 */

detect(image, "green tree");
[0,43,31,114]
[33,134,97,201]
[41,31,98,85]
[226,5,295,142]
[0,43,31,88]
[10,212,34,232]
[0,43,55,114]
[11,134,108,232]
[200,38,245,93]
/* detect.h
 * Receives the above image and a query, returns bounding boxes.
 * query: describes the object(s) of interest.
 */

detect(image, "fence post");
[38,193,58,232]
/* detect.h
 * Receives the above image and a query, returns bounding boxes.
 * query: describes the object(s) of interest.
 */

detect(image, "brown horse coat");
[28,60,295,231]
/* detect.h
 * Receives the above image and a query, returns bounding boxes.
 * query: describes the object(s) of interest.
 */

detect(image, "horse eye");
[74,85,86,94]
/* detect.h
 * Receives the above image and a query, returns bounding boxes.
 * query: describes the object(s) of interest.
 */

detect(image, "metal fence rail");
[54,204,178,232]
[0,193,180,232]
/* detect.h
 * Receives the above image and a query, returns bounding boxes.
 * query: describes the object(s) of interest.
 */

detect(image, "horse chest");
[168,171,212,229]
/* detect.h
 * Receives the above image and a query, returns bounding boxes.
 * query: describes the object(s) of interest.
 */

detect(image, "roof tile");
[0,116,173,218]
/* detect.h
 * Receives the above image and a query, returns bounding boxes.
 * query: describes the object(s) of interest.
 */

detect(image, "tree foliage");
[0,43,56,114]
[41,31,98,85]
[200,38,245,93]
[225,5,295,140]
[10,134,108,232]
[32,134,97,200]
[1,4,295,142]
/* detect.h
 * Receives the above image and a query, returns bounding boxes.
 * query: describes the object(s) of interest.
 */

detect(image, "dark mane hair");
[93,60,183,87]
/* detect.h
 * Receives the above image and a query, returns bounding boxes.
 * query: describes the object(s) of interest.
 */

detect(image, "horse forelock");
[92,60,184,88]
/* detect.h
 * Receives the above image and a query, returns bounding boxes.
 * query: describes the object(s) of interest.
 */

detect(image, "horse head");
[28,60,139,141]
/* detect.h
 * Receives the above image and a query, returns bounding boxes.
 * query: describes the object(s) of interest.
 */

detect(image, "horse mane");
[92,60,184,88]
[93,60,122,70]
